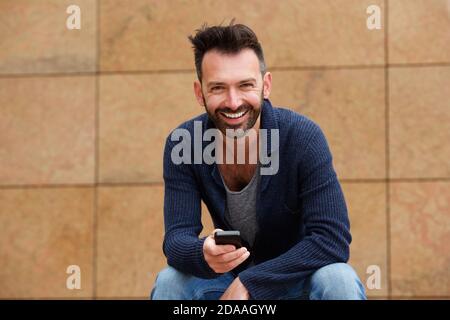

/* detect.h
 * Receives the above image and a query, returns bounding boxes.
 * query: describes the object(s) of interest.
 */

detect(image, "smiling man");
[150,21,366,300]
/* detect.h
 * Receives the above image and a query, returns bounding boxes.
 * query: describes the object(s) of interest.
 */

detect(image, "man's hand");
[203,229,250,273]
[220,277,249,300]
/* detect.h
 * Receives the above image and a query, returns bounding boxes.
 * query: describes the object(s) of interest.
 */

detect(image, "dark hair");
[188,20,266,82]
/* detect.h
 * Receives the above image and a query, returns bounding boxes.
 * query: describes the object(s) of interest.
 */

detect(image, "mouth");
[219,109,249,124]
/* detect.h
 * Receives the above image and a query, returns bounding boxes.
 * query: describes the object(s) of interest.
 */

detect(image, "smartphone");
[214,230,242,249]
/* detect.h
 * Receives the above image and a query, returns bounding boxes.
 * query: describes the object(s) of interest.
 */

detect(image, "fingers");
[217,247,248,263]
[203,234,251,273]
[210,244,237,256]
[213,249,250,273]
[225,250,250,270]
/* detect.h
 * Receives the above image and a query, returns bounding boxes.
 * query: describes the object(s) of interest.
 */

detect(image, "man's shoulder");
[272,105,332,167]
[272,105,323,141]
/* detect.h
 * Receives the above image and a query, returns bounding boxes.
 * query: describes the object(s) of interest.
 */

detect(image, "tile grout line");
[1,178,450,190]
[384,0,392,299]
[93,0,100,300]
[388,62,450,68]
[1,62,450,79]
[0,181,166,189]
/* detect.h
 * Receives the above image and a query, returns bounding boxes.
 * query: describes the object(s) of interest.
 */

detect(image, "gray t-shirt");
[220,164,260,248]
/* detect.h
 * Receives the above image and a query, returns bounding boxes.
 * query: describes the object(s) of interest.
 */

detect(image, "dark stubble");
[203,90,264,136]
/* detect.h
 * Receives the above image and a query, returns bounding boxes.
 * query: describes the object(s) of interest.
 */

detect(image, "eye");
[211,86,224,92]
[241,83,254,88]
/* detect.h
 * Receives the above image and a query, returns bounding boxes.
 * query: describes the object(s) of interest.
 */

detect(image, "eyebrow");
[206,78,257,88]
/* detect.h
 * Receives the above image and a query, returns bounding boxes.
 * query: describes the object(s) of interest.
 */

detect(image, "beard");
[203,90,264,136]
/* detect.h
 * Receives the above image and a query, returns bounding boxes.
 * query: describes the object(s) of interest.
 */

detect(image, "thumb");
[211,228,223,239]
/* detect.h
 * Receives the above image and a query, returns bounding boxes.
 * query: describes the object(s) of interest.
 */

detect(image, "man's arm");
[162,135,218,279]
[238,123,352,300]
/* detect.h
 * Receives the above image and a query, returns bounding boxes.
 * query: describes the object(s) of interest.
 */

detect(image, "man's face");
[194,49,271,135]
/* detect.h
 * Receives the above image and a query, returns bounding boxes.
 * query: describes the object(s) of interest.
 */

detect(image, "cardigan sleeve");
[162,135,219,279]
[238,123,352,299]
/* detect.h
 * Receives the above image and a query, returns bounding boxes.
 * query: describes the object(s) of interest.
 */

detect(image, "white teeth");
[222,111,246,119]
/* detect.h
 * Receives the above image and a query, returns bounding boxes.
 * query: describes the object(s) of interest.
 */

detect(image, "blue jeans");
[150,263,366,300]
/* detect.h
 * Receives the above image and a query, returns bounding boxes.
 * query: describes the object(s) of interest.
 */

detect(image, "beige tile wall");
[0,0,96,74]
[1,0,449,299]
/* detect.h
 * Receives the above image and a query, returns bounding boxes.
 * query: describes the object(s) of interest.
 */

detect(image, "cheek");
[205,96,221,112]
[245,91,263,106]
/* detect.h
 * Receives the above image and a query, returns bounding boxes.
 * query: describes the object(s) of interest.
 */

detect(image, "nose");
[225,87,242,111]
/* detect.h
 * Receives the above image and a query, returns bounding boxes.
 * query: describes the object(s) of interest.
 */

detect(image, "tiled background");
[0,0,449,299]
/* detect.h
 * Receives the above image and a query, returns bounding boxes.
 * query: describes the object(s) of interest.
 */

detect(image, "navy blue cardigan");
[162,99,351,300]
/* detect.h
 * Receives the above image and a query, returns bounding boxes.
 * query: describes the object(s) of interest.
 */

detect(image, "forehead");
[201,48,260,82]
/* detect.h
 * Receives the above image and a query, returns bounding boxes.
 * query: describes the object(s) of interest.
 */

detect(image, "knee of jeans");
[151,266,190,300]
[310,263,366,300]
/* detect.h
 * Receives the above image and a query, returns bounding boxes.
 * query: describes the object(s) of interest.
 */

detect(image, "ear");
[262,72,272,99]
[193,80,205,106]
